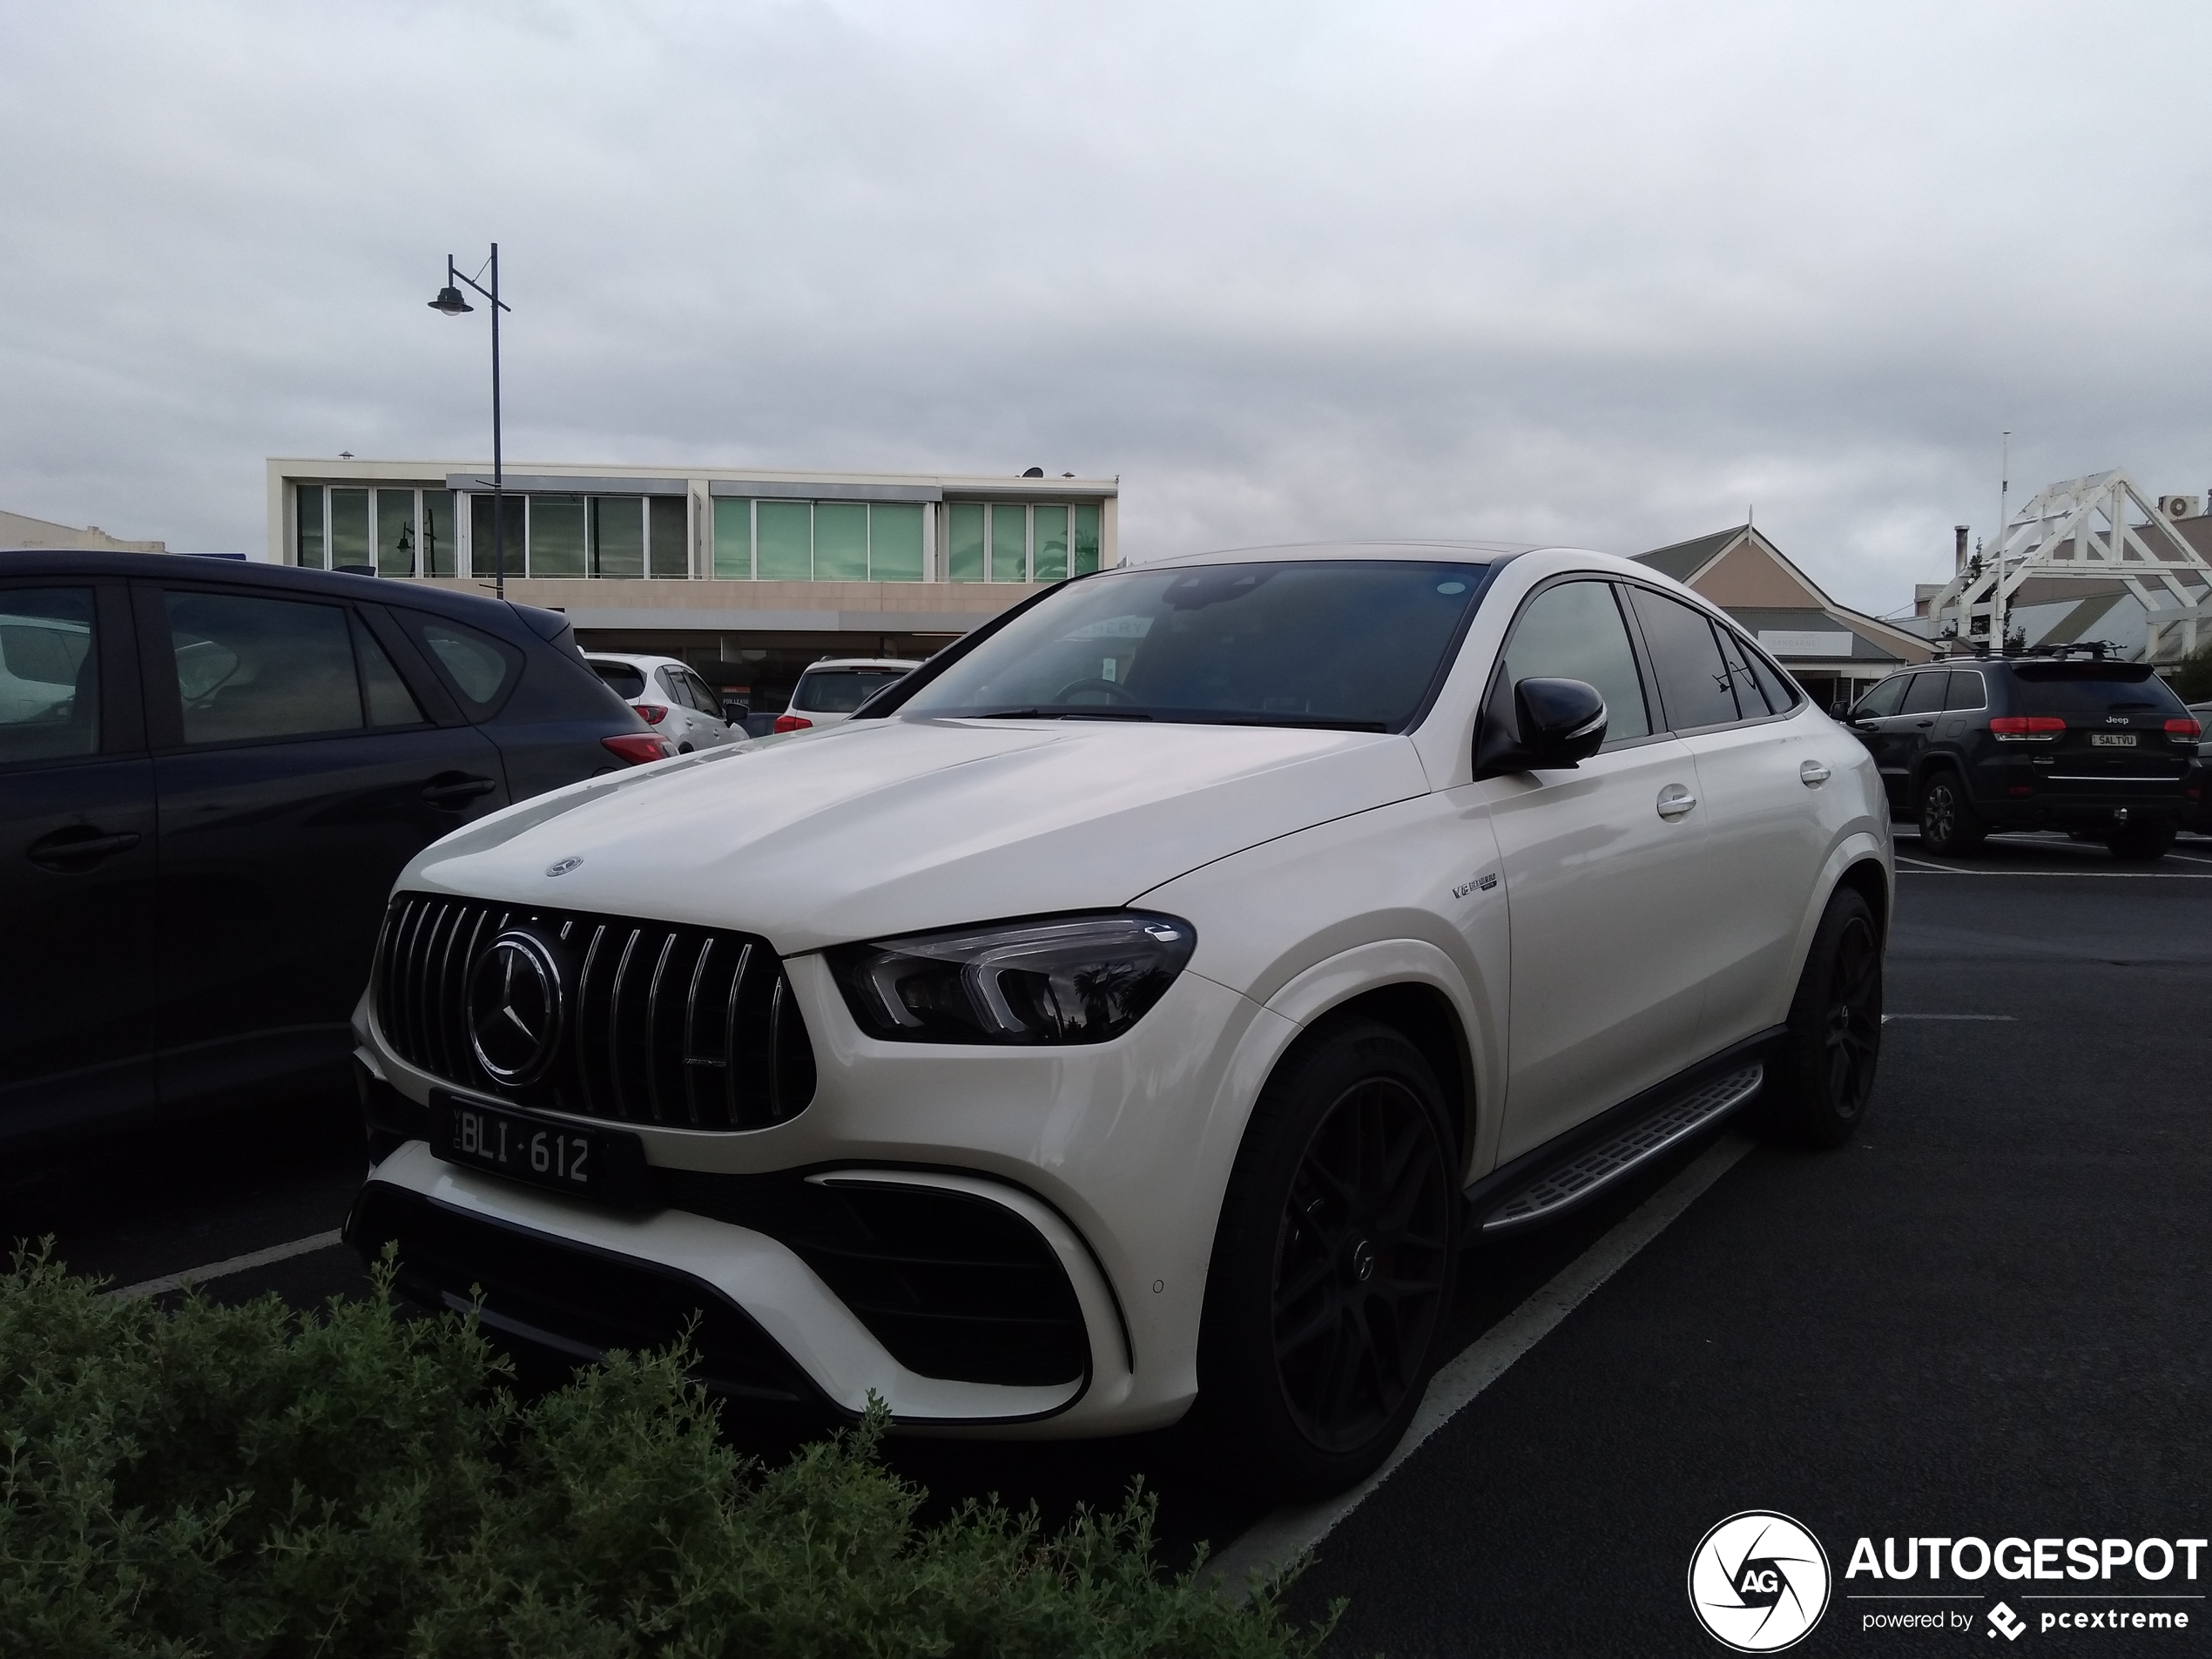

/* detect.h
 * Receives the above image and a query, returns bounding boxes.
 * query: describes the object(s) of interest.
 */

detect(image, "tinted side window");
[1944,670,1988,711]
[1742,642,1801,712]
[1711,627,1777,716]
[685,670,723,714]
[1900,671,1947,714]
[0,586,98,765]
[1852,676,1908,718]
[1625,588,1740,731]
[395,611,521,715]
[1496,581,1652,743]
[165,590,362,745]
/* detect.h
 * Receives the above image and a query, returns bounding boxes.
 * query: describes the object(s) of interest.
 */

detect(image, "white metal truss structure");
[1924,469,2212,661]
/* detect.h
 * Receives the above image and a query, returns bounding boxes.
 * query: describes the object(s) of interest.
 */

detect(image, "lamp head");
[428,285,474,315]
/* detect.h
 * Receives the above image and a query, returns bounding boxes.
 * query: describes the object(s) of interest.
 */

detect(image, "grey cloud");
[3,0,2208,612]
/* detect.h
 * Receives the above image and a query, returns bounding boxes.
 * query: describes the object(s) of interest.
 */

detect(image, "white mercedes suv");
[347,542,1889,1497]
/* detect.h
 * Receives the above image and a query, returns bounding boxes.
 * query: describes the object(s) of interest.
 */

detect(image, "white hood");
[400,717,1432,953]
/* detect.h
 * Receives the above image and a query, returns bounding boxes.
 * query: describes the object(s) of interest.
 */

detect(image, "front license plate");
[2090,732,2137,746]
[431,1092,656,1208]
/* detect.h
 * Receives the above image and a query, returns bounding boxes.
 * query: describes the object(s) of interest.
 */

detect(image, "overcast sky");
[3,1,2207,612]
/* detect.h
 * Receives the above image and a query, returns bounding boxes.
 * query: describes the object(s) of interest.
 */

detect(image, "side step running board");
[1477,1064,1764,1233]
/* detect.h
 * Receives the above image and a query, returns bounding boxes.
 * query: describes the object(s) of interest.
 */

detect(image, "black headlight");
[826,913,1197,1045]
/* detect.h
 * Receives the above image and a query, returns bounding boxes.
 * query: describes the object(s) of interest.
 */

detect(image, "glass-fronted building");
[266,460,1117,714]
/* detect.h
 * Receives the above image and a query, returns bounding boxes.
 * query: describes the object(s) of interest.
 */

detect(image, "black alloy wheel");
[1756,886,1883,1148]
[1918,770,1985,856]
[1272,1076,1453,1453]
[1198,1019,1460,1498]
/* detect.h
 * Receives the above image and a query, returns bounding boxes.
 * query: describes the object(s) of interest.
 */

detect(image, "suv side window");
[685,670,723,715]
[1851,676,1908,718]
[0,586,99,765]
[1624,587,1740,731]
[1900,671,1947,715]
[1944,670,1988,711]
[395,611,522,717]
[1495,580,1653,745]
[164,590,364,746]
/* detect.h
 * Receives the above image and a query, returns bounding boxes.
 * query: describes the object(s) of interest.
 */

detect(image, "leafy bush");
[0,1246,1326,1658]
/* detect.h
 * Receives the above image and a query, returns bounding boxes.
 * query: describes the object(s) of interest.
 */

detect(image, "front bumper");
[354,957,1292,1436]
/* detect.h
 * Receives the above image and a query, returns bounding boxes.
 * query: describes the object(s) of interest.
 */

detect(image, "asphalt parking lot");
[8,827,2209,1656]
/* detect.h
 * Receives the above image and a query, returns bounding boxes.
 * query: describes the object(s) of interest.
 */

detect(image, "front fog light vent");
[827,913,1196,1045]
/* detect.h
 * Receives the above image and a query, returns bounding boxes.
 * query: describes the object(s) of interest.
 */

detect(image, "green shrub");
[0,1245,1329,1658]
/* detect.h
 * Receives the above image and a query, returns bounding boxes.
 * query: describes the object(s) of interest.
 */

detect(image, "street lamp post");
[428,246,513,597]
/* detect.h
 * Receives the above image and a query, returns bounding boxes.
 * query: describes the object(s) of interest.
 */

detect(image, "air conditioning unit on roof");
[2156,494,2200,520]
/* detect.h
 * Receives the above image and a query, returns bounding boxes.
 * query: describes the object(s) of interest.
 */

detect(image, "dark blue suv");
[1844,650,2204,860]
[0,550,668,1146]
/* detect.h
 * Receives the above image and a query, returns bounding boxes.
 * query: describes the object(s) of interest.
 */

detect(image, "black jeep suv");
[1844,651,2204,860]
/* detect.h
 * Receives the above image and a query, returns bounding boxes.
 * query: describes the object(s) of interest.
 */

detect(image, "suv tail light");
[1989,715,2066,740]
[773,713,813,733]
[601,733,674,765]
[632,703,668,725]
[2165,718,2202,739]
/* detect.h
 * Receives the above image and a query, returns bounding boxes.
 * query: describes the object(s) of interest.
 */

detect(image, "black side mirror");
[1474,677,1608,778]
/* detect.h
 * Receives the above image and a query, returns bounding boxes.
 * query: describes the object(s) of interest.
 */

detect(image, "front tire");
[1918,769,1986,856]
[1197,1019,1460,1499]
[1755,887,1883,1148]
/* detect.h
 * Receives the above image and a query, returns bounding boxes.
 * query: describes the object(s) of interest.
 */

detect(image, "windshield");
[793,667,911,713]
[896,560,1489,732]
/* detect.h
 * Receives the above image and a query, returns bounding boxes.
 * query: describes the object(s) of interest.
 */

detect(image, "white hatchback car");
[349,543,1890,1497]
[772,657,924,733]
[585,652,740,752]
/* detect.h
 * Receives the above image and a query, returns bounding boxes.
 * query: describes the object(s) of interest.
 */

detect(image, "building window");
[448,491,685,579]
[711,498,928,581]
[330,489,371,571]
[946,502,1103,583]
[295,484,455,577]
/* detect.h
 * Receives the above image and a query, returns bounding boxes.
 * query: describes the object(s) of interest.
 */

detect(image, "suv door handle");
[1799,760,1831,787]
[421,773,498,809]
[1913,719,1933,728]
[1656,786,1697,819]
[27,827,142,869]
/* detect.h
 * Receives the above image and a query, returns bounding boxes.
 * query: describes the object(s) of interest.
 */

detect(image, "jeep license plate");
[2090,732,2136,747]
[430,1092,656,1208]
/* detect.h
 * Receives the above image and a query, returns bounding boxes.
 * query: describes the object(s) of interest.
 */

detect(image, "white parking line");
[1208,1132,1755,1598]
[107,1230,346,1301]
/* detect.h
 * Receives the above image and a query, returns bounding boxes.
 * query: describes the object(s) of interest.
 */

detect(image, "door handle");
[421,773,498,808]
[1656,786,1698,819]
[27,827,142,869]
[1914,719,1933,728]
[1799,759,1831,787]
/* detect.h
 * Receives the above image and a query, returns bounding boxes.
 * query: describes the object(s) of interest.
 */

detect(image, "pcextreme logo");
[1689,1511,1832,1652]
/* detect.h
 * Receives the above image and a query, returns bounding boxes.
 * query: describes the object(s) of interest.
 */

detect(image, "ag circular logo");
[467,930,566,1086]
[1688,1511,1831,1652]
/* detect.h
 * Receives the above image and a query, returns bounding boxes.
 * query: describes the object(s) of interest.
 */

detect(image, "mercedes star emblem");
[467,930,565,1085]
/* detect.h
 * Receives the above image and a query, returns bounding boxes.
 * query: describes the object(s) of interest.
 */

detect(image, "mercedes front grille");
[373,893,816,1130]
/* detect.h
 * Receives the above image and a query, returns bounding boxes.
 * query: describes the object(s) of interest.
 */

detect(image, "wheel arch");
[1259,941,1492,1179]
[1834,853,1892,949]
